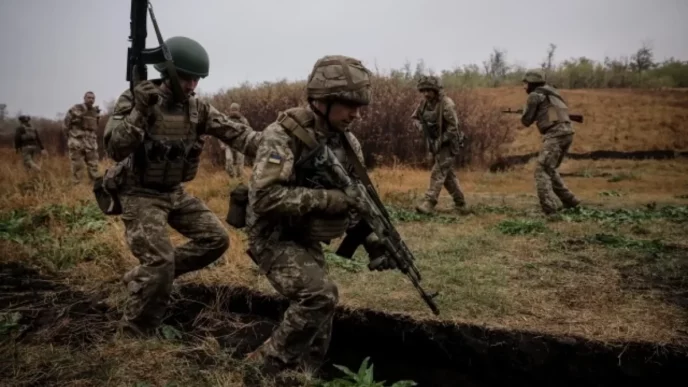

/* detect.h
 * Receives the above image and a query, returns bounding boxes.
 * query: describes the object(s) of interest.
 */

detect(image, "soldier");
[520,71,580,215]
[219,102,249,179]
[103,36,262,335]
[14,115,47,171]
[411,75,467,214]
[244,55,396,375]
[63,91,101,184]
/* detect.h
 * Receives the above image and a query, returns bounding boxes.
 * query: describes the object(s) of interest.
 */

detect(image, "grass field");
[2,87,688,386]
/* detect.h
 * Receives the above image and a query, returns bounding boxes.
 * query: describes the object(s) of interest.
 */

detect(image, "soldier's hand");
[133,81,161,114]
[321,189,360,214]
[368,254,397,271]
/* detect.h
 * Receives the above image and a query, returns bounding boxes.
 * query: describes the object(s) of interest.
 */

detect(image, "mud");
[2,263,686,387]
[489,149,688,172]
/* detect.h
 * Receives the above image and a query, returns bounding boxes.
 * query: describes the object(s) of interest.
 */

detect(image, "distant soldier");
[63,91,101,184]
[411,75,467,214]
[14,115,47,171]
[219,102,250,179]
[520,71,580,215]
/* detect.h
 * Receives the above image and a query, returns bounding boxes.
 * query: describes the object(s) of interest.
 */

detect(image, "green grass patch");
[496,219,548,235]
[561,205,688,225]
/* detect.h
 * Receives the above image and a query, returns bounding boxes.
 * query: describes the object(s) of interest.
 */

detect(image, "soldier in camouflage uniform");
[244,55,396,374]
[63,91,101,184]
[103,36,262,334]
[411,75,467,214]
[219,102,249,179]
[520,71,580,215]
[14,115,47,171]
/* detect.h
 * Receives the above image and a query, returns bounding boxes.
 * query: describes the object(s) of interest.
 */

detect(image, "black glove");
[364,235,397,271]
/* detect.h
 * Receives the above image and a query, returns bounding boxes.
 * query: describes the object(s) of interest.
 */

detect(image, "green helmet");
[417,75,442,91]
[154,36,210,78]
[306,55,372,106]
[522,71,545,83]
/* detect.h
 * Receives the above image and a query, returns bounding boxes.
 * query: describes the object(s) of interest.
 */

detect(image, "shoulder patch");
[267,153,283,165]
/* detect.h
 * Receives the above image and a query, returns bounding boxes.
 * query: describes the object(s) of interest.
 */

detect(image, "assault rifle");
[305,134,441,316]
[126,0,184,101]
[501,108,584,124]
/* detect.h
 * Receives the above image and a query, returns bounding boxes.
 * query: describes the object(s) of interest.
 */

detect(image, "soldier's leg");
[535,138,563,214]
[417,147,452,213]
[119,194,175,331]
[21,147,41,171]
[167,190,230,277]
[224,147,235,177]
[234,150,245,180]
[84,144,100,181]
[252,243,338,369]
[68,141,85,184]
[443,167,466,207]
[550,135,579,208]
[303,313,334,370]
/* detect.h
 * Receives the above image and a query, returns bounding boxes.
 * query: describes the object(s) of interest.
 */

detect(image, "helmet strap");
[308,98,337,133]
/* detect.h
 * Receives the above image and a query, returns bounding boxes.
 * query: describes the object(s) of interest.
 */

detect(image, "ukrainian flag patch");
[267,153,282,165]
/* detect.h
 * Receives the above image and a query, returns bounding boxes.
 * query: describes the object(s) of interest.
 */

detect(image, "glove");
[364,236,397,271]
[133,80,161,114]
[320,189,360,214]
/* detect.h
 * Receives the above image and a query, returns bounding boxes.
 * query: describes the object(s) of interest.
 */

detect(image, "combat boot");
[562,198,581,210]
[415,200,435,215]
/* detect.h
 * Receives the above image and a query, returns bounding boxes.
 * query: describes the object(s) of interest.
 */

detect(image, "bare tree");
[482,48,509,87]
[541,43,557,77]
[0,104,6,122]
[630,41,655,73]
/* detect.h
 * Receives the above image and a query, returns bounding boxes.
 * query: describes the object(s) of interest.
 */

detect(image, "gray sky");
[1,0,686,118]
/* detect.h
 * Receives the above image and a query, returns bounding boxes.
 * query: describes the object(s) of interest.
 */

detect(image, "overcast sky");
[0,0,686,118]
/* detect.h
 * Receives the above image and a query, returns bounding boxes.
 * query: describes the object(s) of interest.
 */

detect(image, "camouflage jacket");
[246,106,371,251]
[14,123,44,150]
[219,113,250,151]
[410,94,463,154]
[521,85,575,139]
[63,103,101,139]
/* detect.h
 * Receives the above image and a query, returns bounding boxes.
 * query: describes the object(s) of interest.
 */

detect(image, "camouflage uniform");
[14,116,45,171]
[63,94,101,184]
[521,71,580,214]
[245,55,393,373]
[219,103,249,179]
[411,76,466,214]
[104,36,261,332]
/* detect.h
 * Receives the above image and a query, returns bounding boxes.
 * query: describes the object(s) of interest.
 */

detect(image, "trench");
[489,149,688,172]
[2,263,686,387]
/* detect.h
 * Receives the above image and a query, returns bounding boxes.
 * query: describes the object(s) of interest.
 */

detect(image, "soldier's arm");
[442,98,460,135]
[521,92,543,128]
[14,127,22,150]
[103,90,147,162]
[249,124,332,216]
[62,109,72,137]
[35,130,44,150]
[201,102,261,158]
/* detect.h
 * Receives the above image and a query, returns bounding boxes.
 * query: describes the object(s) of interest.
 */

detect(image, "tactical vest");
[81,108,99,131]
[134,98,204,189]
[275,107,351,242]
[19,124,38,146]
[419,99,443,139]
[533,86,571,135]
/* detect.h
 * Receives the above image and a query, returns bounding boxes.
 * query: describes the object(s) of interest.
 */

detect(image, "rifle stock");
[501,108,584,124]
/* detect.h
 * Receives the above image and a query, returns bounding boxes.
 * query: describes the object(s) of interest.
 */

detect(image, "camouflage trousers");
[423,145,466,206]
[250,240,338,367]
[20,146,41,171]
[225,148,245,179]
[68,135,99,184]
[120,188,230,329]
[535,134,578,214]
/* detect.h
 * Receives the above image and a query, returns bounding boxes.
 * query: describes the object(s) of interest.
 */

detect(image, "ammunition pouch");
[226,183,249,228]
[137,137,204,189]
[93,162,127,216]
[305,215,350,242]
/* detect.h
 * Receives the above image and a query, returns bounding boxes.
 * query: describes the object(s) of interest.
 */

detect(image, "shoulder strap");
[534,86,567,104]
[276,110,319,149]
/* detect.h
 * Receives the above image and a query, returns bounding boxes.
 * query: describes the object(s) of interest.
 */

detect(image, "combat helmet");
[154,36,210,78]
[417,75,443,92]
[306,55,372,106]
[522,70,545,84]
[18,115,30,122]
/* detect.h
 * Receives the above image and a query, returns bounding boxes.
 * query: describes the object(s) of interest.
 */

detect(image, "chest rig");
[19,124,38,145]
[276,107,353,242]
[418,98,444,139]
[81,108,99,131]
[134,97,204,189]
[534,86,571,134]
